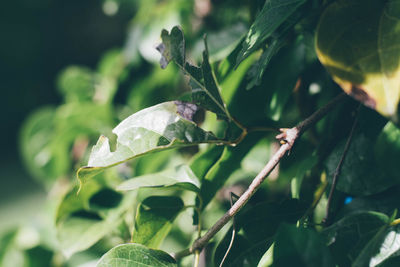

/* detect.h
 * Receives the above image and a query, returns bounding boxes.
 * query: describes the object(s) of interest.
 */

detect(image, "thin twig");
[323,105,360,225]
[173,92,348,260]
[219,193,239,267]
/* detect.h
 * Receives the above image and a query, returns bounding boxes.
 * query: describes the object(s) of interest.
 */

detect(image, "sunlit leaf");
[57,215,122,258]
[77,101,221,187]
[56,179,103,223]
[236,0,307,66]
[56,180,135,257]
[316,0,400,124]
[189,145,225,180]
[132,196,184,248]
[96,243,177,267]
[157,26,231,120]
[118,165,200,192]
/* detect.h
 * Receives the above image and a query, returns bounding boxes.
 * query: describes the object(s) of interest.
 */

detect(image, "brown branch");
[323,104,360,225]
[173,92,348,260]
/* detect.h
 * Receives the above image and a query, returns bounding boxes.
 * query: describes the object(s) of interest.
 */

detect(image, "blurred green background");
[0,0,132,228]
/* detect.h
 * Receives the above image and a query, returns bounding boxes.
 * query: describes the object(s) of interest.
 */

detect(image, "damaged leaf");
[157,26,231,120]
[77,101,221,188]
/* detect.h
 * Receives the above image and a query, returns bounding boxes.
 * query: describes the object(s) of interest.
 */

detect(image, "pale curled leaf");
[117,164,200,192]
[77,101,219,187]
[96,243,177,267]
[316,0,400,124]
[157,26,230,120]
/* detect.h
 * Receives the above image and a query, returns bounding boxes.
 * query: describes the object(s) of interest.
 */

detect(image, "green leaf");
[338,187,400,219]
[214,199,307,267]
[189,145,225,179]
[272,223,334,267]
[291,154,317,199]
[132,196,184,248]
[258,244,274,267]
[20,107,58,183]
[0,229,18,266]
[245,14,313,90]
[118,165,200,192]
[57,66,96,103]
[324,108,398,196]
[77,101,220,187]
[56,180,135,257]
[316,0,400,124]
[157,26,230,120]
[57,215,119,258]
[375,122,400,179]
[236,0,307,66]
[96,243,177,267]
[0,229,54,267]
[353,224,400,267]
[56,179,103,223]
[198,133,263,210]
[205,23,247,62]
[20,102,114,185]
[246,37,284,89]
[260,35,310,120]
[217,44,258,105]
[322,211,389,266]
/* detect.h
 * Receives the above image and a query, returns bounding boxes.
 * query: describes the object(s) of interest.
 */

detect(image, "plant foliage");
[8,0,400,266]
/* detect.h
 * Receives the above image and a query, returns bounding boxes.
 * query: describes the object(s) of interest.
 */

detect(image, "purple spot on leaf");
[175,101,198,121]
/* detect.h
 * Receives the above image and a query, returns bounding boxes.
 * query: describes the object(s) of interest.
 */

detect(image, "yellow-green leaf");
[316,0,400,123]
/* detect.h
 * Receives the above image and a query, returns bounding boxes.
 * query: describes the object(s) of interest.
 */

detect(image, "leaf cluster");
[5,0,400,266]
